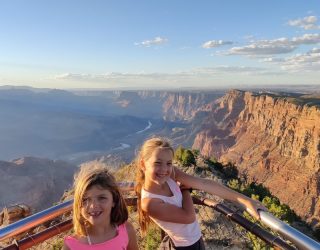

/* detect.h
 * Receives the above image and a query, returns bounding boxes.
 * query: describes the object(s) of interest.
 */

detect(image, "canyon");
[190,90,320,227]
[0,87,319,228]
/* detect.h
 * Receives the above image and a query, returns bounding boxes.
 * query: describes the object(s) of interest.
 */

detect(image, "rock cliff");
[161,91,223,121]
[113,90,224,121]
[0,157,77,212]
[192,90,320,227]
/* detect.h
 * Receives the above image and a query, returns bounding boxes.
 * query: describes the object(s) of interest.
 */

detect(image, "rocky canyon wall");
[192,90,320,227]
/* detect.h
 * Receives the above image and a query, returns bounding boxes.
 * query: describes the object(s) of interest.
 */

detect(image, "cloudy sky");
[0,0,319,89]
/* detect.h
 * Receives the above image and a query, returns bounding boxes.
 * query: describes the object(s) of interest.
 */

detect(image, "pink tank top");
[64,223,129,250]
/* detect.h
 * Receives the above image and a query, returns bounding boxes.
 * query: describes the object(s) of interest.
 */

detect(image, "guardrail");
[1,183,319,249]
[259,211,320,250]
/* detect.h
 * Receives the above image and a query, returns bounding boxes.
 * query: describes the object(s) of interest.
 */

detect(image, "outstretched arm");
[174,167,266,220]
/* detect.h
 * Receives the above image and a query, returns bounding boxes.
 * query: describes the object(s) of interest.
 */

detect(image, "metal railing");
[1,183,319,250]
[259,211,320,250]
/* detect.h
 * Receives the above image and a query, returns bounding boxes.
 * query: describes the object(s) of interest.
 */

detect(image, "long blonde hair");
[73,165,128,237]
[134,137,174,234]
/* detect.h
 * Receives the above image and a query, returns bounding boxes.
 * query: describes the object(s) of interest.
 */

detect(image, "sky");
[0,0,319,89]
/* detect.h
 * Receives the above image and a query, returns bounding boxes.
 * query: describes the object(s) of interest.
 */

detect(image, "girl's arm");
[141,193,196,224]
[174,167,266,220]
[125,221,139,250]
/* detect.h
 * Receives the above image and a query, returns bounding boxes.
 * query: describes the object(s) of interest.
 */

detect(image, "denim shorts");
[159,235,205,250]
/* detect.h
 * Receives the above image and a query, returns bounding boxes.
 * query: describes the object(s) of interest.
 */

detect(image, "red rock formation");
[161,92,224,121]
[192,90,320,227]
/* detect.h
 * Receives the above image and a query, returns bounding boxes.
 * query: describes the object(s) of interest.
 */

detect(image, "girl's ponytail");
[135,166,150,235]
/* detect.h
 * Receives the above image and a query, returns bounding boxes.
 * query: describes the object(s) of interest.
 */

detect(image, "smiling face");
[81,185,114,227]
[142,148,174,185]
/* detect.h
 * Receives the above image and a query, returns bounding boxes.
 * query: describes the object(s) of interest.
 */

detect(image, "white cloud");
[225,34,320,56]
[54,65,274,85]
[257,48,320,72]
[55,72,177,83]
[260,57,285,63]
[281,47,320,72]
[181,66,286,76]
[202,40,233,48]
[227,37,295,55]
[227,44,296,55]
[55,73,93,80]
[291,33,320,45]
[288,16,320,30]
[135,37,168,47]
[192,66,264,74]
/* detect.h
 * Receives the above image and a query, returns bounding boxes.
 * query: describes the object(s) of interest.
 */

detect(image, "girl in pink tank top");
[63,166,138,250]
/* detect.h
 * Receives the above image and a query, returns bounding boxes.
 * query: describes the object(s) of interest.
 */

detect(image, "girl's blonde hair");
[73,165,128,236]
[134,137,174,234]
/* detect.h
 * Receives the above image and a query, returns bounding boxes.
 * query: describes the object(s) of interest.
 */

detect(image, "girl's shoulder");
[167,177,178,186]
[166,178,180,192]
[124,221,134,233]
[64,234,87,244]
[118,221,135,237]
[141,178,179,198]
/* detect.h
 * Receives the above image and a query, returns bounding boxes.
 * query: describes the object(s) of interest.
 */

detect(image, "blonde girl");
[135,137,266,249]
[63,166,138,250]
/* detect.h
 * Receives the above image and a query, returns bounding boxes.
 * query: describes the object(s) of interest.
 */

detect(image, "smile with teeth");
[156,173,168,177]
[87,211,103,217]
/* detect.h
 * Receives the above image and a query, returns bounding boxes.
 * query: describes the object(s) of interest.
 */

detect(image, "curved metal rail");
[1,184,319,249]
[2,197,297,250]
[193,197,295,250]
[259,211,320,250]
[0,200,72,242]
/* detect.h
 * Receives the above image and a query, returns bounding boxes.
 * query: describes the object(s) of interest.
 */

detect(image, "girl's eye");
[82,198,89,206]
[167,162,172,166]
[98,196,107,200]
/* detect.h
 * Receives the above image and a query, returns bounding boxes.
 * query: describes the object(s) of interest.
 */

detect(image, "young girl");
[135,137,266,250]
[63,165,138,250]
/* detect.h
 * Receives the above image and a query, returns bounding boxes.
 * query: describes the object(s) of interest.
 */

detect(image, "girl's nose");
[161,163,170,171]
[86,198,99,208]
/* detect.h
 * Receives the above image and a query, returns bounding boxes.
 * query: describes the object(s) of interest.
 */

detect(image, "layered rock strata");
[193,90,320,227]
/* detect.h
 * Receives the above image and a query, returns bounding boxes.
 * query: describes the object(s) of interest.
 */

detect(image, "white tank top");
[141,178,201,247]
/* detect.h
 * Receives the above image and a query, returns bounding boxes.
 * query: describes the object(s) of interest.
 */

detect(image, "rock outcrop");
[0,157,77,212]
[161,91,223,121]
[113,90,224,121]
[192,90,320,227]
[0,204,31,226]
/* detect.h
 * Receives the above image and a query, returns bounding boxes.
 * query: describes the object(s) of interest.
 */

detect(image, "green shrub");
[192,149,200,158]
[52,238,64,249]
[181,149,196,167]
[227,179,241,191]
[222,163,238,179]
[174,146,184,162]
[145,227,162,250]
